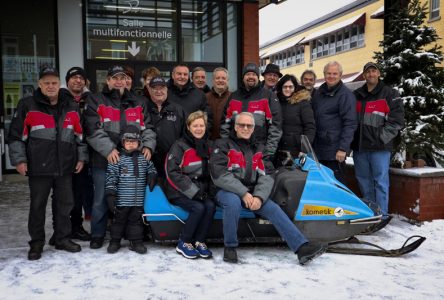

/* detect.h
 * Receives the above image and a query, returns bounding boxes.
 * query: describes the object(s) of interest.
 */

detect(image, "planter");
[345,165,444,221]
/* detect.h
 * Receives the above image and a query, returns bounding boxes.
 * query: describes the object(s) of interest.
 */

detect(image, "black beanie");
[65,67,87,83]
[121,125,141,142]
[242,63,260,78]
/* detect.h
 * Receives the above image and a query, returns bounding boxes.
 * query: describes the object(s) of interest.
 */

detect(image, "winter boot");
[176,239,199,259]
[194,241,212,258]
[129,240,147,254]
[107,239,121,254]
[28,242,44,261]
[55,239,82,253]
[90,237,104,249]
[71,226,92,241]
[223,247,238,263]
[297,242,327,265]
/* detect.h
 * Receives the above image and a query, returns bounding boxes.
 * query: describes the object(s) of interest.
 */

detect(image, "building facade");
[0,0,265,174]
[259,0,443,87]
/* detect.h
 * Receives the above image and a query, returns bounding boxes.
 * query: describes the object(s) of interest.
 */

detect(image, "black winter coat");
[351,81,404,152]
[8,88,88,176]
[167,79,210,118]
[83,86,156,169]
[278,89,316,158]
[146,98,186,176]
[312,81,357,160]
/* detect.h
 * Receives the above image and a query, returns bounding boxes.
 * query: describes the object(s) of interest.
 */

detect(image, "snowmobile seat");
[270,167,307,219]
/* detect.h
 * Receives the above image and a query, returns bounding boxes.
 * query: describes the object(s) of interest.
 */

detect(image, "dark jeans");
[319,160,346,185]
[170,197,216,243]
[72,164,94,227]
[110,206,145,241]
[28,175,74,246]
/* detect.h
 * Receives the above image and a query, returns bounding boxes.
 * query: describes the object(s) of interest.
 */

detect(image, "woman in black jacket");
[275,74,316,166]
[165,111,215,259]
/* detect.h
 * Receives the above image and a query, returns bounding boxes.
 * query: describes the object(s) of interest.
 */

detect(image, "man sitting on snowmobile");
[210,112,327,265]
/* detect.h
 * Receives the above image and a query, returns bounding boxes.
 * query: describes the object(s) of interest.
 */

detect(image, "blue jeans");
[353,151,391,215]
[216,190,307,252]
[91,167,108,238]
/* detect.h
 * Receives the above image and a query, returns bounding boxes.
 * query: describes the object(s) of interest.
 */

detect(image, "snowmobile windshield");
[300,135,320,169]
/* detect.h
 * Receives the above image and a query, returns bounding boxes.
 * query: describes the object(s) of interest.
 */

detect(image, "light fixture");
[103,5,203,14]
[101,49,129,52]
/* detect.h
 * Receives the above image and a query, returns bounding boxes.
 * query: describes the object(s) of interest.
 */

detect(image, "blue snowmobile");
[143,136,425,257]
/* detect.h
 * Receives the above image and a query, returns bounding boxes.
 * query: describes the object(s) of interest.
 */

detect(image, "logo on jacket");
[167,114,177,122]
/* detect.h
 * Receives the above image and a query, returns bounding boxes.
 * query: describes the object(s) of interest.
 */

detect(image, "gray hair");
[300,69,317,82]
[323,61,343,75]
[213,67,229,80]
[234,112,255,126]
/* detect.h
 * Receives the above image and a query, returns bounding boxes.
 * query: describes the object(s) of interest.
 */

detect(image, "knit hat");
[65,67,87,83]
[39,66,59,79]
[262,63,283,78]
[121,125,141,144]
[242,63,260,78]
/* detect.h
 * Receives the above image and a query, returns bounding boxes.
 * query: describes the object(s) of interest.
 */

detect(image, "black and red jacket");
[83,86,156,169]
[210,134,274,203]
[351,81,405,152]
[8,88,88,176]
[165,134,211,200]
[220,83,282,157]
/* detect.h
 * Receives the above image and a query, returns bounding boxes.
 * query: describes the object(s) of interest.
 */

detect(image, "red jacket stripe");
[97,104,120,123]
[227,149,246,170]
[225,100,243,121]
[247,99,273,121]
[356,99,390,116]
[180,148,202,168]
[23,111,56,140]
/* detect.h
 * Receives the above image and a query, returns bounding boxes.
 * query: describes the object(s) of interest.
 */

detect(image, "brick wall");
[242,2,259,66]
[345,166,444,221]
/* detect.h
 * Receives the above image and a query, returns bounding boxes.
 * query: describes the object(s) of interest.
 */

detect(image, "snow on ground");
[0,216,443,300]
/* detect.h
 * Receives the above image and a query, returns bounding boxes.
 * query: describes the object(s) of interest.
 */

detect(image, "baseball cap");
[149,76,167,88]
[363,62,380,72]
[107,65,126,77]
[39,66,59,79]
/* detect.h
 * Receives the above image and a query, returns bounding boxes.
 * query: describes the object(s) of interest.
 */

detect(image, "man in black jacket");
[351,62,405,216]
[8,66,88,260]
[211,112,326,265]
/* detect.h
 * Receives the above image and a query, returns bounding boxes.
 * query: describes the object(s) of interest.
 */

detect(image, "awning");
[303,13,366,42]
[260,37,305,58]
[370,6,384,19]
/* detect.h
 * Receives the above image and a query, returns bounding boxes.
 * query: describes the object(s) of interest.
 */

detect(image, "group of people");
[7,59,404,266]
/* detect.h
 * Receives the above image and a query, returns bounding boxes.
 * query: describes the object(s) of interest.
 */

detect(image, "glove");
[147,173,158,192]
[106,194,117,211]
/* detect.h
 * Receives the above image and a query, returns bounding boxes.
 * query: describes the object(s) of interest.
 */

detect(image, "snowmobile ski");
[326,235,426,257]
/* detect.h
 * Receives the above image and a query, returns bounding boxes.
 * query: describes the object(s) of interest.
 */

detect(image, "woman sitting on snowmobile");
[165,111,216,259]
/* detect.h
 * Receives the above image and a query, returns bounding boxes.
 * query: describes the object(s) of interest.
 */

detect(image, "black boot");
[129,240,147,254]
[55,239,82,253]
[223,247,238,263]
[107,239,121,254]
[90,237,104,249]
[297,242,327,265]
[28,242,44,261]
[71,226,92,241]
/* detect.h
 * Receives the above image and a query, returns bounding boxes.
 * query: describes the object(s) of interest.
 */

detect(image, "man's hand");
[74,161,84,174]
[142,147,152,161]
[16,162,28,176]
[250,196,263,211]
[107,149,120,164]
[336,150,346,163]
[242,192,254,209]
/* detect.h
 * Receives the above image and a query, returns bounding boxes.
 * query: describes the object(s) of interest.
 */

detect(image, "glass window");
[358,24,365,47]
[329,34,336,54]
[85,0,177,61]
[336,32,343,52]
[317,39,323,57]
[1,0,57,169]
[311,41,317,59]
[181,0,223,62]
[227,3,238,89]
[430,0,440,19]
[323,36,329,56]
[343,28,350,51]
[350,26,358,48]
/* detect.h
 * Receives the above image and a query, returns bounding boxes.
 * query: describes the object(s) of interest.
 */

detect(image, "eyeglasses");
[282,85,295,89]
[235,123,254,129]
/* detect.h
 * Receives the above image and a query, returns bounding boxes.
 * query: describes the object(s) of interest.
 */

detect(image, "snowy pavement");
[0,175,443,300]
